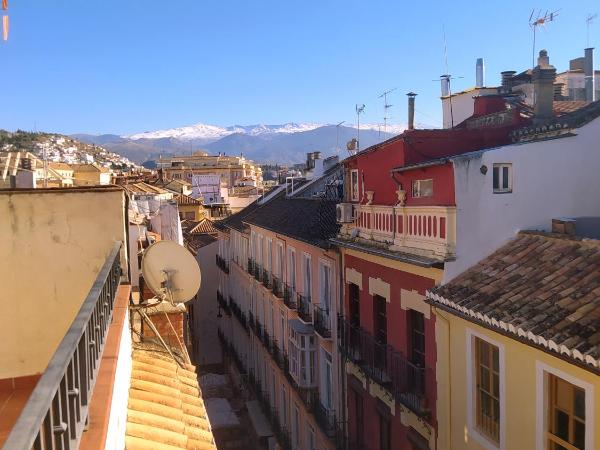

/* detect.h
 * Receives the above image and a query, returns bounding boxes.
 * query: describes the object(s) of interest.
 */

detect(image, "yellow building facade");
[428,231,600,450]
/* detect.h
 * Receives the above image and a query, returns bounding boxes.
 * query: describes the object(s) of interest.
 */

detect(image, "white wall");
[445,116,600,281]
[104,306,132,450]
[191,240,221,365]
[442,87,497,128]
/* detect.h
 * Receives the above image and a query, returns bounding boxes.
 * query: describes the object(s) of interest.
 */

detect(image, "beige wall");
[435,308,600,450]
[0,187,128,378]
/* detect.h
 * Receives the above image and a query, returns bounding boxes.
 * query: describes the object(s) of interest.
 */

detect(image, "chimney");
[532,50,556,123]
[500,71,516,93]
[553,82,565,100]
[407,92,417,130]
[440,75,450,97]
[476,58,485,88]
[552,218,576,235]
[584,47,595,102]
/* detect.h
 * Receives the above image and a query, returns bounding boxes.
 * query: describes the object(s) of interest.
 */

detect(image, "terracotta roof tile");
[428,231,600,370]
[126,344,216,450]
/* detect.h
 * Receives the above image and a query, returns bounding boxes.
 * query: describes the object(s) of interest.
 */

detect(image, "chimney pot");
[407,92,417,130]
[532,50,557,123]
[501,71,516,93]
[552,218,576,235]
[476,58,485,88]
[584,47,595,102]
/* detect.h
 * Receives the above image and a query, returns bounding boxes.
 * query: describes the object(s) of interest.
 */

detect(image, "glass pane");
[574,420,585,449]
[502,166,509,189]
[555,379,570,411]
[492,347,499,371]
[554,409,570,441]
[574,387,585,420]
[493,373,500,397]
[481,367,490,390]
[493,167,499,189]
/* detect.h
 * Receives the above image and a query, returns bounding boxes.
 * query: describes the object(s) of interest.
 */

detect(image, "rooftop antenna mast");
[355,104,365,151]
[378,87,396,135]
[438,27,463,128]
[587,13,597,47]
[529,9,560,68]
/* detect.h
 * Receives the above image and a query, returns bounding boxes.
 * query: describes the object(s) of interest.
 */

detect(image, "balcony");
[247,257,255,275]
[313,305,331,338]
[229,297,248,331]
[339,317,431,417]
[337,203,456,260]
[2,243,122,450]
[262,268,272,289]
[297,293,312,322]
[216,254,230,274]
[312,398,337,438]
[272,276,284,299]
[271,341,285,369]
[253,263,263,282]
[217,290,231,315]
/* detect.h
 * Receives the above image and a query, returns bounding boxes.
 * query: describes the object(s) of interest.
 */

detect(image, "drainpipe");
[432,305,452,450]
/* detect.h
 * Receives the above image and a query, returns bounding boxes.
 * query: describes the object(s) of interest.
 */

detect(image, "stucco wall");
[446,117,600,282]
[0,187,127,378]
[191,240,221,366]
[435,310,600,450]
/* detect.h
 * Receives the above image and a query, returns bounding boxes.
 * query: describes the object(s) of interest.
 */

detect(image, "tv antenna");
[136,240,201,365]
[435,27,463,128]
[529,9,560,68]
[378,88,396,135]
[587,13,597,47]
[355,104,365,151]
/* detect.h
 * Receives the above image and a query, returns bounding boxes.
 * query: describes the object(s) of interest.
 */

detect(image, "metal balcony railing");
[271,340,285,369]
[339,316,431,417]
[253,263,262,282]
[272,276,284,299]
[262,268,272,289]
[312,398,337,438]
[297,293,312,322]
[216,254,229,274]
[313,304,331,338]
[217,290,230,315]
[247,258,254,275]
[3,242,122,450]
[229,297,248,331]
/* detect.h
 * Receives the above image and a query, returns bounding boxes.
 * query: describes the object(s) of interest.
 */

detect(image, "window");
[373,295,387,370]
[412,179,433,198]
[379,413,391,450]
[319,261,331,312]
[474,337,500,444]
[302,254,312,297]
[277,243,284,278]
[409,310,426,393]
[281,385,288,428]
[307,424,316,450]
[292,404,300,449]
[350,169,359,201]
[493,163,512,193]
[288,248,297,292]
[321,349,333,410]
[184,211,195,220]
[354,390,364,448]
[289,328,316,387]
[547,374,586,450]
[267,239,273,273]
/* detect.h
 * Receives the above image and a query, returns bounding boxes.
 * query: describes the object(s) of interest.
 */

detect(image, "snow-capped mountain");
[127,122,324,142]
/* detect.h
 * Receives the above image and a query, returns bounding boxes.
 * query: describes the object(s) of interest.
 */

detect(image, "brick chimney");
[532,50,557,123]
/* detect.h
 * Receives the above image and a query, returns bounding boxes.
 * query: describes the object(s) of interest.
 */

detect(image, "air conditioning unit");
[336,203,354,223]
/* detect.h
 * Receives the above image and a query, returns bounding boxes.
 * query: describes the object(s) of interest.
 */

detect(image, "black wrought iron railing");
[253,263,262,282]
[262,269,272,289]
[283,283,294,304]
[272,276,284,298]
[339,316,431,417]
[313,304,331,338]
[216,254,229,274]
[229,298,248,331]
[217,290,230,315]
[247,258,255,275]
[312,398,337,438]
[271,340,285,369]
[297,293,312,322]
[3,242,122,450]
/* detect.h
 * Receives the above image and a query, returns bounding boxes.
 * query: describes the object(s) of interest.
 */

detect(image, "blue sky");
[1,0,599,135]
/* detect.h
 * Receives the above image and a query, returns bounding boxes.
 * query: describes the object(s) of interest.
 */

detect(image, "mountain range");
[73,122,410,165]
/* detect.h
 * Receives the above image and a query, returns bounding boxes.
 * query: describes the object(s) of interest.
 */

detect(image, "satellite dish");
[141,241,201,304]
[347,138,358,151]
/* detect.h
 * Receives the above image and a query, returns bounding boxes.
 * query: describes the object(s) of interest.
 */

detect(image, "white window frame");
[288,247,297,292]
[302,253,312,298]
[319,259,332,313]
[466,328,506,450]
[535,361,594,450]
[411,178,434,198]
[350,169,359,201]
[492,163,512,194]
[320,348,333,410]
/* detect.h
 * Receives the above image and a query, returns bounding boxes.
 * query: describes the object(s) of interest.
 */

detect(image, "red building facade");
[334,96,529,450]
